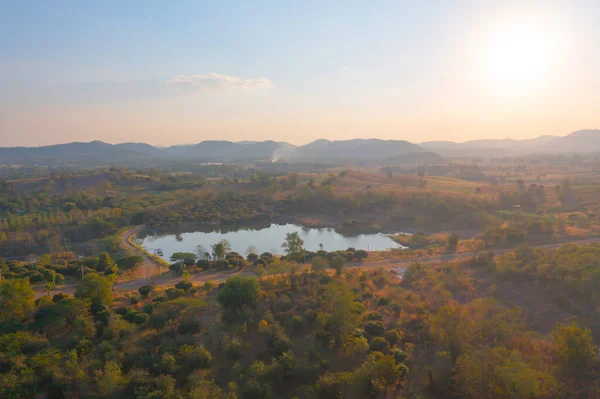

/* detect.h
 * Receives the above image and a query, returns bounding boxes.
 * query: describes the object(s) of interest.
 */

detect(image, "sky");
[1,0,599,147]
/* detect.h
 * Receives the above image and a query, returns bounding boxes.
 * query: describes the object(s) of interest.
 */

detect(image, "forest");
[1,156,600,398]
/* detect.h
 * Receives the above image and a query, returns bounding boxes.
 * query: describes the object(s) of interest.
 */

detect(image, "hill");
[421,130,600,156]
[286,138,425,161]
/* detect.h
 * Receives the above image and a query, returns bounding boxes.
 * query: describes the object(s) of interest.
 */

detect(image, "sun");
[483,21,558,95]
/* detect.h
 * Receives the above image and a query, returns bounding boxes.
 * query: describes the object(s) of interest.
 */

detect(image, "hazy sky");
[1,0,599,146]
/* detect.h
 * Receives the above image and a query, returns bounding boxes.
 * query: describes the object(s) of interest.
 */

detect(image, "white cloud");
[341,65,350,71]
[166,73,272,90]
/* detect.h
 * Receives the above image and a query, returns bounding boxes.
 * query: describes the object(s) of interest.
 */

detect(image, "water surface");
[137,223,403,261]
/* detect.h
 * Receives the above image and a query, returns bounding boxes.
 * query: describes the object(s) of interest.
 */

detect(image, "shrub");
[377,297,390,306]
[196,259,211,270]
[386,329,402,346]
[214,260,230,270]
[203,280,214,291]
[364,321,386,337]
[166,288,184,300]
[52,293,69,303]
[138,284,154,298]
[217,275,260,311]
[133,313,150,325]
[130,295,140,305]
[364,311,383,321]
[369,336,389,352]
[178,317,202,335]
[225,337,243,360]
[175,281,193,291]
[391,348,408,363]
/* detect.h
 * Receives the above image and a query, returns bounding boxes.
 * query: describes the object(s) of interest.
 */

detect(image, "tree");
[96,252,115,272]
[317,282,362,345]
[75,273,113,308]
[170,252,197,267]
[0,278,35,324]
[552,319,597,377]
[281,232,304,258]
[311,256,327,275]
[329,255,346,277]
[211,240,232,260]
[45,278,56,297]
[217,275,259,311]
[196,245,209,260]
[245,245,258,257]
[447,233,459,253]
[96,361,125,398]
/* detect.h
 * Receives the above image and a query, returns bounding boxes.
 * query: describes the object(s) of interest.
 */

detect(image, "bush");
[166,288,184,300]
[203,280,214,291]
[130,295,140,305]
[214,260,230,270]
[133,313,150,325]
[225,338,244,360]
[217,275,259,311]
[377,297,390,306]
[364,321,386,337]
[196,259,211,270]
[386,329,402,346]
[369,336,389,352]
[364,311,383,321]
[391,348,408,363]
[169,263,184,274]
[52,293,69,303]
[138,284,155,298]
[178,317,202,335]
[175,281,193,291]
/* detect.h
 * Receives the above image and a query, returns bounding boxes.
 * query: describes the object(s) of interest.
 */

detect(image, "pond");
[137,223,404,261]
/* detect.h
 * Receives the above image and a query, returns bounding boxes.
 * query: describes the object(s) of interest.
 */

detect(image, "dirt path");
[119,228,163,279]
[37,231,600,299]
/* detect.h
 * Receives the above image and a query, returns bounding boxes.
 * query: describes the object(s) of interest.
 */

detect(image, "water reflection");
[137,223,403,262]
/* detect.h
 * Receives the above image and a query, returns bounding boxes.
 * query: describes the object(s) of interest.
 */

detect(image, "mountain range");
[0,129,598,165]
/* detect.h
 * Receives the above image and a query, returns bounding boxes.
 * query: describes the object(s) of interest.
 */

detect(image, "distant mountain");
[184,140,295,161]
[0,141,148,165]
[543,130,600,153]
[420,130,600,156]
[114,142,163,156]
[0,130,597,166]
[286,139,424,161]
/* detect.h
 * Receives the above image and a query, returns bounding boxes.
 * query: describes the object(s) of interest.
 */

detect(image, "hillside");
[421,130,600,156]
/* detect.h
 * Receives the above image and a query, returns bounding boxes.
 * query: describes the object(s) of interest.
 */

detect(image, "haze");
[1,1,599,147]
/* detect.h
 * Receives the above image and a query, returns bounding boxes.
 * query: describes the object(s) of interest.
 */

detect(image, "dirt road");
[36,231,600,299]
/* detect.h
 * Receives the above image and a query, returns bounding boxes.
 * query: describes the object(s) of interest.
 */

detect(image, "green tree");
[329,255,346,277]
[281,232,304,258]
[217,275,259,311]
[170,252,197,267]
[552,319,597,377]
[75,273,113,308]
[317,282,362,346]
[96,361,125,398]
[96,252,115,272]
[211,240,232,260]
[0,278,35,325]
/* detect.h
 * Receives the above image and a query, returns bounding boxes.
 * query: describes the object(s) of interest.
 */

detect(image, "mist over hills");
[0,129,598,166]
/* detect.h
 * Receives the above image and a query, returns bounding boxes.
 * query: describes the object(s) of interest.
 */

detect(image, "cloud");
[166,73,272,90]
[341,65,350,71]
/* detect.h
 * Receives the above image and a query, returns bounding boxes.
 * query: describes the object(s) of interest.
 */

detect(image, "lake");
[137,223,403,261]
